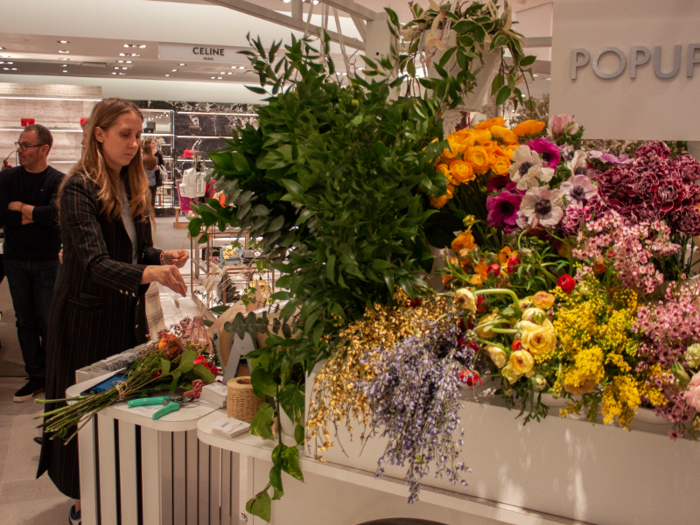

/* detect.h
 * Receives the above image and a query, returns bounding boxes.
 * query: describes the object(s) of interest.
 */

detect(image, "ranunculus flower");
[467,146,491,175]
[486,191,522,229]
[442,136,465,159]
[501,364,520,384]
[527,138,561,169]
[521,307,547,324]
[476,296,486,313]
[474,261,489,280]
[549,114,579,138]
[509,350,535,376]
[593,260,607,275]
[513,119,546,138]
[485,345,507,368]
[488,263,500,277]
[491,157,511,176]
[429,195,449,208]
[449,159,475,184]
[520,319,557,356]
[490,125,519,145]
[458,368,482,386]
[508,145,555,190]
[531,375,547,391]
[452,230,477,252]
[557,274,576,293]
[454,288,477,312]
[686,344,700,369]
[533,291,555,310]
[477,312,499,338]
[688,373,700,412]
[507,254,520,274]
[518,187,565,228]
[474,117,506,130]
[560,174,597,208]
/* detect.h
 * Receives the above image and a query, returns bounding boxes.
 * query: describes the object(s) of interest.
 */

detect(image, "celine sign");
[159,43,238,64]
[550,0,700,141]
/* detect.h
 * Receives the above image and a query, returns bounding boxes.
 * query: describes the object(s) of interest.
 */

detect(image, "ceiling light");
[122,67,128,70]
[124,44,130,48]
[119,72,125,75]
[130,53,140,57]
[112,72,117,75]
[179,63,186,66]
[220,71,226,74]
[218,76,223,79]
[227,72,232,75]
[283,0,292,3]
[62,70,68,73]
[239,66,245,70]
[2,68,8,71]
[165,74,170,77]
[126,61,133,64]
[0,62,3,64]
[7,62,12,65]
[60,58,69,61]
[533,74,538,78]
[0,47,3,50]
[171,69,178,72]
[118,60,124,63]
[114,66,120,69]
[139,45,146,49]
[11,68,17,71]
[211,76,216,79]
[119,53,126,56]
[58,50,70,54]
[311,0,319,4]
[58,40,69,44]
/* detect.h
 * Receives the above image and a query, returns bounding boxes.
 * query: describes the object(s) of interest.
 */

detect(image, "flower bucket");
[421,30,501,111]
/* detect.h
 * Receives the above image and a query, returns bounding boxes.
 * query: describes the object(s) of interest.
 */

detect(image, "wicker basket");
[227,376,263,422]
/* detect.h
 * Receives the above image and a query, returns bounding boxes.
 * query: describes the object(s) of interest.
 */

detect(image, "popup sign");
[550,0,700,140]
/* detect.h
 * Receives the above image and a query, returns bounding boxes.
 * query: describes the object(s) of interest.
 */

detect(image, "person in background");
[0,124,64,403]
[142,137,164,210]
[37,98,188,525]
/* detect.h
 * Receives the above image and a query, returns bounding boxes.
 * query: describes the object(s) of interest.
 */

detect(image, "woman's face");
[149,140,157,153]
[94,111,143,175]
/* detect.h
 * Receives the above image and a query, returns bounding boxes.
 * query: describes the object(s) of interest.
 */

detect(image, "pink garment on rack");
[176,181,216,213]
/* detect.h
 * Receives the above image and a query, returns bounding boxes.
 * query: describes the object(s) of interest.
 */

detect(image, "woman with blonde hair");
[142,136,164,208]
[37,98,188,525]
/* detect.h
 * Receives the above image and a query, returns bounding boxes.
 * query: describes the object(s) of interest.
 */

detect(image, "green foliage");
[371,1,536,110]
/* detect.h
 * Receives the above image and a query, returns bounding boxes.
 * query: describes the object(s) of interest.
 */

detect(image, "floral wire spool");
[227,376,263,422]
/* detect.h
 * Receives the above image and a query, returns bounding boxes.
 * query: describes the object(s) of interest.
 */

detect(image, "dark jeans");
[4,259,59,381]
[149,185,157,209]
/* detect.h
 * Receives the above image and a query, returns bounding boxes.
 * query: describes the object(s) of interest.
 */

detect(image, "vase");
[420,30,502,111]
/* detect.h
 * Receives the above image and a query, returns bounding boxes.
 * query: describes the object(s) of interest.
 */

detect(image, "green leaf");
[269,462,284,496]
[520,54,537,67]
[278,384,305,423]
[169,370,181,393]
[326,254,336,283]
[176,351,197,374]
[491,73,504,96]
[246,491,272,522]
[246,86,268,95]
[249,402,274,440]
[161,358,171,377]
[266,215,285,232]
[187,218,203,238]
[281,446,304,482]
[496,85,511,105]
[294,423,304,445]
[251,367,278,398]
[193,363,216,383]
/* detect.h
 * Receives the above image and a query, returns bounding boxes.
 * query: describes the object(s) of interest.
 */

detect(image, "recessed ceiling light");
[217,76,223,80]
[227,72,232,75]
[171,69,178,72]
[112,72,117,75]
[114,66,120,70]
[118,60,124,63]
[58,50,70,54]
[11,68,17,71]
[126,60,133,64]
[2,67,8,70]
[130,53,140,57]
[311,0,319,4]
[122,67,128,70]
[124,44,130,48]
[7,62,12,65]
[0,47,3,50]
[239,66,245,70]
[62,70,68,73]
[165,74,170,77]
[119,53,126,56]
[179,63,186,66]
[119,72,125,75]
[139,45,146,48]
[211,76,216,79]
[283,0,292,3]
[60,58,69,61]
[0,62,4,64]
[58,40,69,44]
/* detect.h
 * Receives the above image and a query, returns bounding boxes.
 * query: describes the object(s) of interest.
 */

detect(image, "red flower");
[458,319,467,332]
[476,296,486,313]
[467,342,480,352]
[488,263,500,277]
[557,274,576,293]
[458,368,482,387]
[511,339,522,351]
[205,361,218,376]
[507,255,520,274]
[408,297,423,308]
[193,355,206,365]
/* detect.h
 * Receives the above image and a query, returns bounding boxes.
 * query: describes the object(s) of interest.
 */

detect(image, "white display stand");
[69,373,238,525]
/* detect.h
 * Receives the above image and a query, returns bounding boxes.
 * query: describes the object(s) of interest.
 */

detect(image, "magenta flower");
[526,138,561,169]
[588,150,629,164]
[486,175,509,194]
[486,191,522,230]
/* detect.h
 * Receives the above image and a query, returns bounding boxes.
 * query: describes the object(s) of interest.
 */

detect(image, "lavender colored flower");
[560,174,597,207]
[588,150,629,164]
[486,191,522,230]
[527,138,561,169]
[360,315,474,503]
[517,187,565,228]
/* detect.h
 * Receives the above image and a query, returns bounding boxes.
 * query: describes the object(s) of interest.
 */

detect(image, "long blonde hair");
[66,98,151,222]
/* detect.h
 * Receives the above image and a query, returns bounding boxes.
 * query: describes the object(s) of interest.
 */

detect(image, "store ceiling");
[0,0,552,89]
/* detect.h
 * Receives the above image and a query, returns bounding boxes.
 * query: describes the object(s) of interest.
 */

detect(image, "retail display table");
[69,373,237,525]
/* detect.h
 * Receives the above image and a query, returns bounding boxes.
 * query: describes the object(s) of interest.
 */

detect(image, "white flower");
[508,145,555,191]
[567,150,589,175]
[518,187,565,228]
[560,174,597,207]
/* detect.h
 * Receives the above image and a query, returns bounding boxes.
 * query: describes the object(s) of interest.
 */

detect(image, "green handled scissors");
[126,396,189,420]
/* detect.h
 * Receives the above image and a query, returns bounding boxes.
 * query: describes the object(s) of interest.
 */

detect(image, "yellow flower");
[501,364,521,384]
[449,160,475,184]
[491,157,511,176]
[521,308,547,325]
[470,274,483,286]
[453,130,476,149]
[442,136,465,159]
[504,144,519,160]
[533,291,555,310]
[513,120,546,137]
[429,195,449,208]
[477,311,499,338]
[486,345,507,368]
[490,125,519,145]
[451,230,477,253]
[474,261,489,280]
[442,274,453,289]
[472,129,493,145]
[447,256,459,266]
[509,350,535,376]
[498,246,516,265]
[454,288,477,312]
[520,319,557,356]
[474,117,506,130]
[467,146,491,175]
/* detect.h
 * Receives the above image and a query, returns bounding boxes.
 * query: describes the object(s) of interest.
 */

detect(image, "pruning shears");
[126,396,190,420]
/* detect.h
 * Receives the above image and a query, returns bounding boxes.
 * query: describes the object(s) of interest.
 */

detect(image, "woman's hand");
[163,249,189,268]
[142,265,187,297]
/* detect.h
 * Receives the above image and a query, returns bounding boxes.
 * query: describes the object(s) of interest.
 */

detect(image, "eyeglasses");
[15,142,46,151]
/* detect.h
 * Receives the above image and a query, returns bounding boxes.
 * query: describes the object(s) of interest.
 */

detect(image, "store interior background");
[0,1,553,522]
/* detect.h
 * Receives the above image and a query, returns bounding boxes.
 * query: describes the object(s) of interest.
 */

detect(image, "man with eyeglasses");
[0,124,64,402]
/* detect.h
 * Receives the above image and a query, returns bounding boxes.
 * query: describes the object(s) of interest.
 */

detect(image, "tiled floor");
[0,217,198,524]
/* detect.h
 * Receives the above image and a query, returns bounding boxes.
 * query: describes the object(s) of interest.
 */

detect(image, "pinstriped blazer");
[38,170,163,499]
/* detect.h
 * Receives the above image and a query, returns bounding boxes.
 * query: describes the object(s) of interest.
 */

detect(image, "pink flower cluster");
[594,141,700,236]
[573,211,680,294]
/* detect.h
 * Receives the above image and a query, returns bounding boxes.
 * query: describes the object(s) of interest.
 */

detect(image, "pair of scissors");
[126,396,189,420]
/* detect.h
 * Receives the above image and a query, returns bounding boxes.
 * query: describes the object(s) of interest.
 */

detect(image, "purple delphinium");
[360,315,473,503]
[486,191,522,231]
[526,137,561,169]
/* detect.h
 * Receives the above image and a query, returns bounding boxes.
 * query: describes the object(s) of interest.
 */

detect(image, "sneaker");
[69,505,81,525]
[13,378,45,403]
